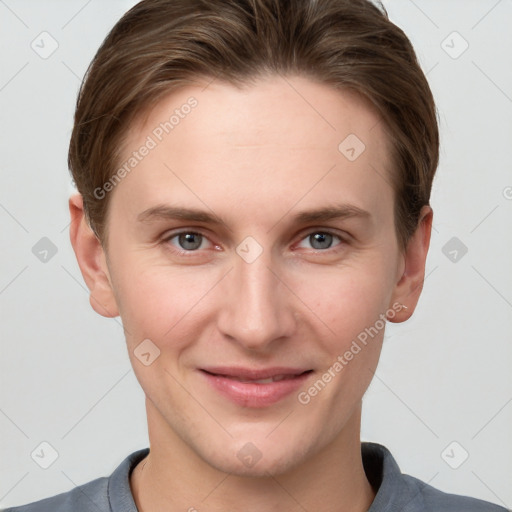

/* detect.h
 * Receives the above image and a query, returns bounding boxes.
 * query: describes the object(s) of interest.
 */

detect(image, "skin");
[69,75,432,512]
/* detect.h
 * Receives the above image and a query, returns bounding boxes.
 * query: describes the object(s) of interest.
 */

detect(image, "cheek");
[110,256,217,348]
[294,257,396,341]
[294,265,391,411]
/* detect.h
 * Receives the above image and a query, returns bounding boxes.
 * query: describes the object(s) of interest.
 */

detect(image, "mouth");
[201,367,313,381]
[211,374,301,384]
[199,367,314,407]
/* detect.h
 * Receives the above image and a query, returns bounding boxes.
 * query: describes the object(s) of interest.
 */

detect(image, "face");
[80,75,420,476]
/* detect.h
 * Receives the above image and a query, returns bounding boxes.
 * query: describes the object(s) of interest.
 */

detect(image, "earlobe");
[388,205,433,323]
[68,193,120,318]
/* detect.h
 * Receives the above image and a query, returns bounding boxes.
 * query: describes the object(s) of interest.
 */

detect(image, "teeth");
[225,374,291,383]
[271,375,289,382]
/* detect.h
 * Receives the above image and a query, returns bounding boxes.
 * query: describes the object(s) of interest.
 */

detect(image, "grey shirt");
[2,442,508,512]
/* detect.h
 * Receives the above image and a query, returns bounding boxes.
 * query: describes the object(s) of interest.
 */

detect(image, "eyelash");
[161,229,347,257]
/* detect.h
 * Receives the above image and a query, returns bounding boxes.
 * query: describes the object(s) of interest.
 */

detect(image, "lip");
[199,366,313,408]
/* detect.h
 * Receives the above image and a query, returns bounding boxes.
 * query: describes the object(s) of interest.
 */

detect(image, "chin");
[198,435,312,478]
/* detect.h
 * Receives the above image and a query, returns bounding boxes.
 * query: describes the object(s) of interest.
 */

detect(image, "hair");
[68,0,439,251]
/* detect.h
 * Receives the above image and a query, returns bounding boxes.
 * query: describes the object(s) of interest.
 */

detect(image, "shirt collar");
[108,447,149,512]
[108,442,411,512]
[363,442,423,512]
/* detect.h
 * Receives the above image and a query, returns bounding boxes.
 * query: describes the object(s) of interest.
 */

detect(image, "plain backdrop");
[1,0,511,509]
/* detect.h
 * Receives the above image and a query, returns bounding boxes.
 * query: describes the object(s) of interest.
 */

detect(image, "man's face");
[100,76,405,475]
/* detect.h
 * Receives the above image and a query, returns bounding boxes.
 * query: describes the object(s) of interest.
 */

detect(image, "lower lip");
[200,370,312,408]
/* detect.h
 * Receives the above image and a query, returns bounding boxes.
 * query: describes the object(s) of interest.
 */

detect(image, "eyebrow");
[137,203,371,226]
[137,205,224,225]
[293,205,371,224]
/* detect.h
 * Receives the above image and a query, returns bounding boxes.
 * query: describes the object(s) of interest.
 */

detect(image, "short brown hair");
[68,0,439,250]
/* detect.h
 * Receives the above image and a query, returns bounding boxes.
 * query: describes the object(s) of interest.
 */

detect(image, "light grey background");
[1,0,511,509]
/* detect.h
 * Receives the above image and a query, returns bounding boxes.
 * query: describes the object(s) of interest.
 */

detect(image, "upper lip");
[201,366,312,380]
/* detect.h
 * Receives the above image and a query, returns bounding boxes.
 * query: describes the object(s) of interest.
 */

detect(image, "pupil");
[310,232,332,250]
[179,233,202,250]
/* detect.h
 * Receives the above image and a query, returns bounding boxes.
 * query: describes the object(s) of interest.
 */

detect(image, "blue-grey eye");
[309,232,333,250]
[177,232,203,250]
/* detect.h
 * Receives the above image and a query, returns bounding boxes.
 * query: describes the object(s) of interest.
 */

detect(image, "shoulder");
[1,448,148,512]
[1,476,109,512]
[400,472,509,511]
[362,442,509,512]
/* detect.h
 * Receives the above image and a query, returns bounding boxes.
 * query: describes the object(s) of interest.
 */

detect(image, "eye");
[164,231,212,252]
[296,231,344,251]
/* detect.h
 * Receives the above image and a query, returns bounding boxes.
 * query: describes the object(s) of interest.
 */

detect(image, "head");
[68,0,438,477]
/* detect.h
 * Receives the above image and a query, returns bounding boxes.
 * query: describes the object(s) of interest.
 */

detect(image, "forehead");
[134,75,388,150]
[113,75,394,225]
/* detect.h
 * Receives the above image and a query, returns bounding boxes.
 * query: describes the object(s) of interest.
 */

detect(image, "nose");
[216,251,297,352]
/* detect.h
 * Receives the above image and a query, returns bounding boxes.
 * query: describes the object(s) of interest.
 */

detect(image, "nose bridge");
[217,249,295,349]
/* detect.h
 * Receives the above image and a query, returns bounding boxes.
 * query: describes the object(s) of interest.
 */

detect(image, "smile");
[199,367,313,408]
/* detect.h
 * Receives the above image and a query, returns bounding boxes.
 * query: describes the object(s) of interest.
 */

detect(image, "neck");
[130,401,375,512]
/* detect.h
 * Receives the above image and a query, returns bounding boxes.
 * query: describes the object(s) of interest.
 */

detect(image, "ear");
[388,205,433,323]
[68,193,119,318]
